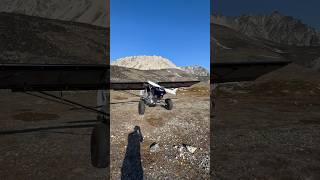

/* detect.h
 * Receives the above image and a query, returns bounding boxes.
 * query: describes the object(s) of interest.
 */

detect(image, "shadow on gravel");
[121,126,144,180]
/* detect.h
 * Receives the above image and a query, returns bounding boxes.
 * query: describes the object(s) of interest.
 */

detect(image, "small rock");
[186,145,197,153]
[150,142,160,153]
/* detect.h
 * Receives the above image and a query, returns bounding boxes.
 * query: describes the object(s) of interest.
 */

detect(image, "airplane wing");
[211,61,291,83]
[0,64,199,91]
[0,64,109,91]
[0,61,288,90]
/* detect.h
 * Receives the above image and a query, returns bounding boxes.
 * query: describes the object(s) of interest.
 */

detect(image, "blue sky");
[212,0,320,29]
[110,0,210,69]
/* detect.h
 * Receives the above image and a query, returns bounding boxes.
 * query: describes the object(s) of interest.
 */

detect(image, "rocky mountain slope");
[181,65,209,81]
[213,11,320,46]
[0,12,108,64]
[212,23,286,63]
[181,65,209,76]
[111,56,179,70]
[211,16,320,71]
[0,0,108,27]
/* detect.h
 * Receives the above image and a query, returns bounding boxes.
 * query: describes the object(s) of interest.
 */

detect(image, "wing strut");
[25,91,108,116]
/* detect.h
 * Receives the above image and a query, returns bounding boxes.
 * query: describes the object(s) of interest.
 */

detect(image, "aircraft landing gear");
[91,122,108,168]
[91,90,108,168]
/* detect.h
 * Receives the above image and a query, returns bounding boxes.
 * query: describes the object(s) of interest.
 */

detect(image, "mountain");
[181,65,209,81]
[213,11,320,46]
[0,12,108,64]
[0,0,108,27]
[211,12,320,83]
[211,14,320,70]
[111,56,179,70]
[112,56,209,81]
[212,23,286,63]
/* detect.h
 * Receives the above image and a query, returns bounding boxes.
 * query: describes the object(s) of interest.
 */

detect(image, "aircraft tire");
[139,100,145,115]
[165,98,173,110]
[91,123,108,168]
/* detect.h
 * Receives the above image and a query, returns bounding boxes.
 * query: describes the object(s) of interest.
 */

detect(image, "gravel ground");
[0,91,108,180]
[110,86,210,179]
[0,85,210,180]
[212,82,320,179]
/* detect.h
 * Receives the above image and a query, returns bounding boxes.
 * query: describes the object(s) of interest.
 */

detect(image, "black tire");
[165,98,173,110]
[91,123,108,168]
[138,100,145,115]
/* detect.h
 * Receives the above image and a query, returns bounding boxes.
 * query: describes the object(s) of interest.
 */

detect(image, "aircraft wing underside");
[0,61,290,91]
[0,64,110,91]
[0,64,199,91]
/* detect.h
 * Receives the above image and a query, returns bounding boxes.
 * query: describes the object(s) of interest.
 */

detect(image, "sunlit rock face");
[111,56,179,70]
[0,0,109,27]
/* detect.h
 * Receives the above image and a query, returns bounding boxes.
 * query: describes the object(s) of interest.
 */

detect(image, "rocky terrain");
[0,0,109,27]
[213,79,320,179]
[110,60,209,179]
[213,11,320,46]
[211,13,320,179]
[0,12,108,64]
[0,82,209,180]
